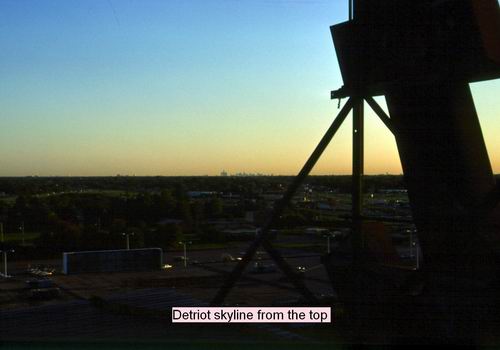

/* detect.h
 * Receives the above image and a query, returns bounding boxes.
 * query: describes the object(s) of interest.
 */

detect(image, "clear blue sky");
[1,0,499,176]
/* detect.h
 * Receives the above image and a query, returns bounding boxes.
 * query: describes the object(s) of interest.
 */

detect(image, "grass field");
[1,231,40,243]
[0,189,134,206]
[0,196,17,205]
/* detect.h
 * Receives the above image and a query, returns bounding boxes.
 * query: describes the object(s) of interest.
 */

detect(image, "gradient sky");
[1,0,499,176]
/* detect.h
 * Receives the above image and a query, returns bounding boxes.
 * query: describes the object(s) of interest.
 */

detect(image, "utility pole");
[178,241,192,268]
[1,249,14,277]
[122,232,134,250]
[324,233,335,254]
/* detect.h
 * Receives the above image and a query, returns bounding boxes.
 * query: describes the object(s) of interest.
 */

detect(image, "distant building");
[260,192,283,201]
[305,227,331,235]
[222,228,259,238]
[220,170,228,177]
[316,202,334,211]
[62,248,163,274]
[157,218,183,225]
[379,189,408,194]
[187,191,218,198]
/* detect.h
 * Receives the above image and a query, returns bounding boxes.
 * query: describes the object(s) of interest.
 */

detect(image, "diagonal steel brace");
[211,98,354,306]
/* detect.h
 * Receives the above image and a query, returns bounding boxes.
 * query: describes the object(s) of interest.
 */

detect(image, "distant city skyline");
[1,0,499,176]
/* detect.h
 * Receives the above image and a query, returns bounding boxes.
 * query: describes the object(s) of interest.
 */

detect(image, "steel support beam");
[349,95,365,328]
[352,97,364,262]
[365,96,394,134]
[210,98,354,306]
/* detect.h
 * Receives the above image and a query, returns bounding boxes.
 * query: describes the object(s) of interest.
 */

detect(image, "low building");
[62,248,163,274]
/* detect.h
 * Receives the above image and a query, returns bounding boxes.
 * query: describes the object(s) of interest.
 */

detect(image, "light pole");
[326,234,332,254]
[324,232,337,254]
[0,249,14,277]
[122,232,134,250]
[178,241,192,268]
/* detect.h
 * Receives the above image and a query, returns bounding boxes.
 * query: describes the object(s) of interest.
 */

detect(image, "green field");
[0,189,134,206]
[1,231,40,244]
[0,195,17,205]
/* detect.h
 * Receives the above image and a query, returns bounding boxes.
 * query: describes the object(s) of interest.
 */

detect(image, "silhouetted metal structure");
[213,0,499,344]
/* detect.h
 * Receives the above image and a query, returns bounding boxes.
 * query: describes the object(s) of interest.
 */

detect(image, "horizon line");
[4,173,500,178]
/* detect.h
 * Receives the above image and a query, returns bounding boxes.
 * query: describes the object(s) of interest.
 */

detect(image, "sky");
[0,0,499,176]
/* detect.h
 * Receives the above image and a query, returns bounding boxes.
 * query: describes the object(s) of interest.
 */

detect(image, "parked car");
[27,265,55,277]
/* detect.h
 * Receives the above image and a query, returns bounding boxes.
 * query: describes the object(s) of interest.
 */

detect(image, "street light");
[122,232,134,250]
[0,249,15,278]
[323,232,337,254]
[178,241,192,268]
